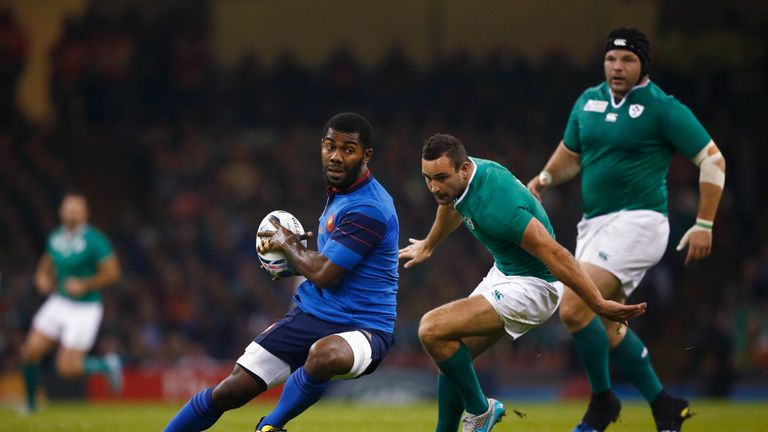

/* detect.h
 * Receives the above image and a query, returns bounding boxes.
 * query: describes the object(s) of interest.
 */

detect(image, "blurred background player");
[163,112,400,432]
[19,191,122,412]
[527,27,726,432]
[399,134,647,432]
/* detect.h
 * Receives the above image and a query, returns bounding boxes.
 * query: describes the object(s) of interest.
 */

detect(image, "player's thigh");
[21,328,57,362]
[305,334,354,378]
[55,346,87,377]
[329,329,394,381]
[419,295,504,341]
[560,263,622,327]
[582,262,623,300]
[462,333,506,359]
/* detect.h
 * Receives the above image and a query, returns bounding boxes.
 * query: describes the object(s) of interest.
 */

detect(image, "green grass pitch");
[1,400,766,431]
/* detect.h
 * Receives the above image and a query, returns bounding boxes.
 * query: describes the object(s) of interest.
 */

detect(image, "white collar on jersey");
[63,223,88,238]
[453,157,478,207]
[610,79,651,109]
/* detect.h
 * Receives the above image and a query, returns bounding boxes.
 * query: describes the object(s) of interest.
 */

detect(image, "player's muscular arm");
[519,218,647,322]
[526,141,581,200]
[281,234,345,288]
[399,204,462,268]
[677,141,726,265]
[89,256,121,288]
[34,253,55,295]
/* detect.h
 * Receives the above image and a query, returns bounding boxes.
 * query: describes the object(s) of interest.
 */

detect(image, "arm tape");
[699,152,725,187]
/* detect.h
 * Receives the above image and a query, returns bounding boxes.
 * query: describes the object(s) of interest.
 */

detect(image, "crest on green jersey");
[629,104,645,118]
[463,216,475,230]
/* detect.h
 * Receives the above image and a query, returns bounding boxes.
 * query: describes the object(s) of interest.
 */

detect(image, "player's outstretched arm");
[34,253,55,295]
[519,218,647,322]
[258,216,345,287]
[399,204,462,269]
[677,140,726,266]
[526,141,581,200]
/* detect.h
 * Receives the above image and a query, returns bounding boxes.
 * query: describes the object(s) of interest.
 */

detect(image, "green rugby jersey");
[453,157,556,282]
[563,81,710,218]
[46,224,114,302]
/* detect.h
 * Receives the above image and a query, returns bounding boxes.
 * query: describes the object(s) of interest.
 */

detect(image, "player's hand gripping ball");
[256,210,307,279]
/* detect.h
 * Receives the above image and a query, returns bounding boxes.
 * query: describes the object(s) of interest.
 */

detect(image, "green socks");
[22,363,39,411]
[572,316,611,393]
[610,328,663,402]
[435,373,464,432]
[84,356,110,374]
[436,343,488,415]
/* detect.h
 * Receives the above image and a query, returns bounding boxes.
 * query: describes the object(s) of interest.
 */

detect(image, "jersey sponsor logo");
[629,104,644,118]
[326,214,335,232]
[604,113,618,122]
[583,99,608,113]
[462,216,475,230]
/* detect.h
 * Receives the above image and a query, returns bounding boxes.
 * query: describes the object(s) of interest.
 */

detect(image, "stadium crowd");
[0,6,766,397]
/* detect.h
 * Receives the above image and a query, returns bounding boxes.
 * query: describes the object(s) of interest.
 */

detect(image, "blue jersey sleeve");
[321,203,388,270]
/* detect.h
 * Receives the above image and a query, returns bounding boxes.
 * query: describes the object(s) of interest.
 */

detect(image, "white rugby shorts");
[471,265,563,339]
[32,294,104,351]
[575,209,669,297]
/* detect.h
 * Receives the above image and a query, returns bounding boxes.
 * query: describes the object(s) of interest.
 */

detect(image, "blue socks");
[164,387,223,432]
[258,367,329,429]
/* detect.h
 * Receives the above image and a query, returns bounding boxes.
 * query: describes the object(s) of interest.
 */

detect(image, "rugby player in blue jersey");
[164,113,399,432]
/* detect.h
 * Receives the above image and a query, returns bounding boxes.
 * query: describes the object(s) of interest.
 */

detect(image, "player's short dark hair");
[422,133,468,170]
[323,112,372,149]
[62,189,87,201]
[605,27,651,77]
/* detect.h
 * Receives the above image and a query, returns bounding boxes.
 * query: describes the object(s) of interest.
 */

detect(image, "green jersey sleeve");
[662,97,711,159]
[477,204,533,245]
[563,97,583,152]
[89,230,114,262]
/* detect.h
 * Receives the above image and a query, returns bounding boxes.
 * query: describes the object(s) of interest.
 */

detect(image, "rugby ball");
[256,210,307,279]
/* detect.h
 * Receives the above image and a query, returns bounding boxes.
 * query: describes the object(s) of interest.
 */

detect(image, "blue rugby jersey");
[294,171,399,333]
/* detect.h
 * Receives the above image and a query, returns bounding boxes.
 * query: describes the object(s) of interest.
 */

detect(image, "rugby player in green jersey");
[400,134,647,432]
[527,28,725,432]
[20,192,123,412]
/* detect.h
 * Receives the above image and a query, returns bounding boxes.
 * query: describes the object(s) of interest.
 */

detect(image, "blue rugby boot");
[461,398,506,432]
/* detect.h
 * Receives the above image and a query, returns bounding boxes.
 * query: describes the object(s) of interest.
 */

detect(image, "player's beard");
[324,159,364,190]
